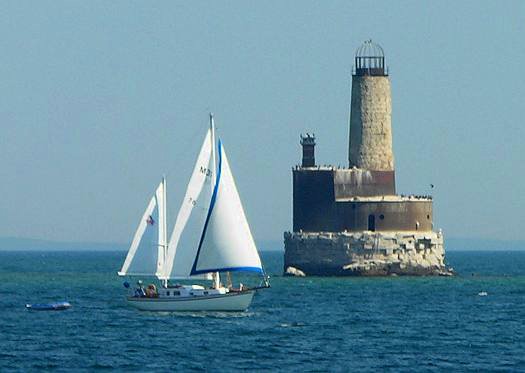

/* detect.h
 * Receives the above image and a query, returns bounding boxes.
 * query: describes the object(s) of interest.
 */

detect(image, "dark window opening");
[166,291,170,296]
[379,214,385,220]
[368,215,376,232]
[173,291,180,296]
[204,291,208,295]
[427,215,430,220]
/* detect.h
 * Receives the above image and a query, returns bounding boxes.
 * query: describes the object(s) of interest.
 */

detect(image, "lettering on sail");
[200,166,212,177]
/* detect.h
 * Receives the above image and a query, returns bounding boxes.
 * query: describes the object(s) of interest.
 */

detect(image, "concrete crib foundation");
[284,231,452,276]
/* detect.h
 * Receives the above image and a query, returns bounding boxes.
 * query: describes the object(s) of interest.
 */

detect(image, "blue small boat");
[26,301,72,311]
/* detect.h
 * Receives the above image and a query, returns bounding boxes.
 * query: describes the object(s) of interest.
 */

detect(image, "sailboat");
[118,114,269,311]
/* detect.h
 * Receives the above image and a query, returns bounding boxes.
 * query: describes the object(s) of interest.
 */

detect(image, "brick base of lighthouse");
[283,231,451,276]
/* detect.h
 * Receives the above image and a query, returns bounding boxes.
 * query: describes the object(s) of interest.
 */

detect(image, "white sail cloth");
[162,129,213,279]
[119,128,264,280]
[191,141,263,275]
[119,180,166,276]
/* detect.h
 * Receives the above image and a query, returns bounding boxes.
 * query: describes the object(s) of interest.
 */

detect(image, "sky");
[0,1,524,245]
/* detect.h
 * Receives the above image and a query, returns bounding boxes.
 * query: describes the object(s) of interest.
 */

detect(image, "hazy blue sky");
[0,1,523,244]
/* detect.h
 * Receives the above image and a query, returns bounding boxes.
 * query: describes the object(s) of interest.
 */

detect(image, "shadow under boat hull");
[126,290,255,312]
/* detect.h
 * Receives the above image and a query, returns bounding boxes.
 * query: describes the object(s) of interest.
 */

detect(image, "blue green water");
[1,250,525,372]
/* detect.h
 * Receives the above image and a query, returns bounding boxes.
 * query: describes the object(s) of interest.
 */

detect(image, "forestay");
[119,180,166,277]
[162,129,214,279]
[191,141,263,275]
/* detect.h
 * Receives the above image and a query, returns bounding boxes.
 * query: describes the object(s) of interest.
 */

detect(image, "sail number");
[200,166,212,177]
[188,167,212,206]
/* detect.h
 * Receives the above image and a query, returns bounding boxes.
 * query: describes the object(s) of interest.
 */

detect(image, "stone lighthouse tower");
[349,40,394,172]
[283,40,450,277]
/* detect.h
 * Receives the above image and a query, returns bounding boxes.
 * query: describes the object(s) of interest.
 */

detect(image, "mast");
[210,113,216,183]
[210,113,221,289]
[162,175,168,288]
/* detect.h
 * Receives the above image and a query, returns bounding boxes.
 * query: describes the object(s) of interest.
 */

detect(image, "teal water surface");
[1,251,524,371]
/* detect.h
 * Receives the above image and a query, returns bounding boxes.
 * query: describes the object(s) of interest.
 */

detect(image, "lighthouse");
[349,40,394,172]
[283,40,450,277]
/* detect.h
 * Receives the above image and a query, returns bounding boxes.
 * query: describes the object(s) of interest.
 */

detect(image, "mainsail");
[162,129,214,279]
[191,141,263,275]
[119,180,167,277]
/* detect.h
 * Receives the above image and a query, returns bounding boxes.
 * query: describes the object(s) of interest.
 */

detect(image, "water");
[1,250,524,372]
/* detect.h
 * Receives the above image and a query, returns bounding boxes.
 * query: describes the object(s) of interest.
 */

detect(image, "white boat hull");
[126,290,255,312]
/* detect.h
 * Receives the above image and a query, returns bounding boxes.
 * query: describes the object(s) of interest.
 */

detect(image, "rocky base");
[284,230,453,277]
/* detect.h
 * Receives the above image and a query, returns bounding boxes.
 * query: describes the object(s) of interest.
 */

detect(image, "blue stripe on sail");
[190,140,223,276]
[191,266,264,275]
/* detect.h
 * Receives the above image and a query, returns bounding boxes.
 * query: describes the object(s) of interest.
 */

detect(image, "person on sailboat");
[134,280,146,297]
[146,284,158,298]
